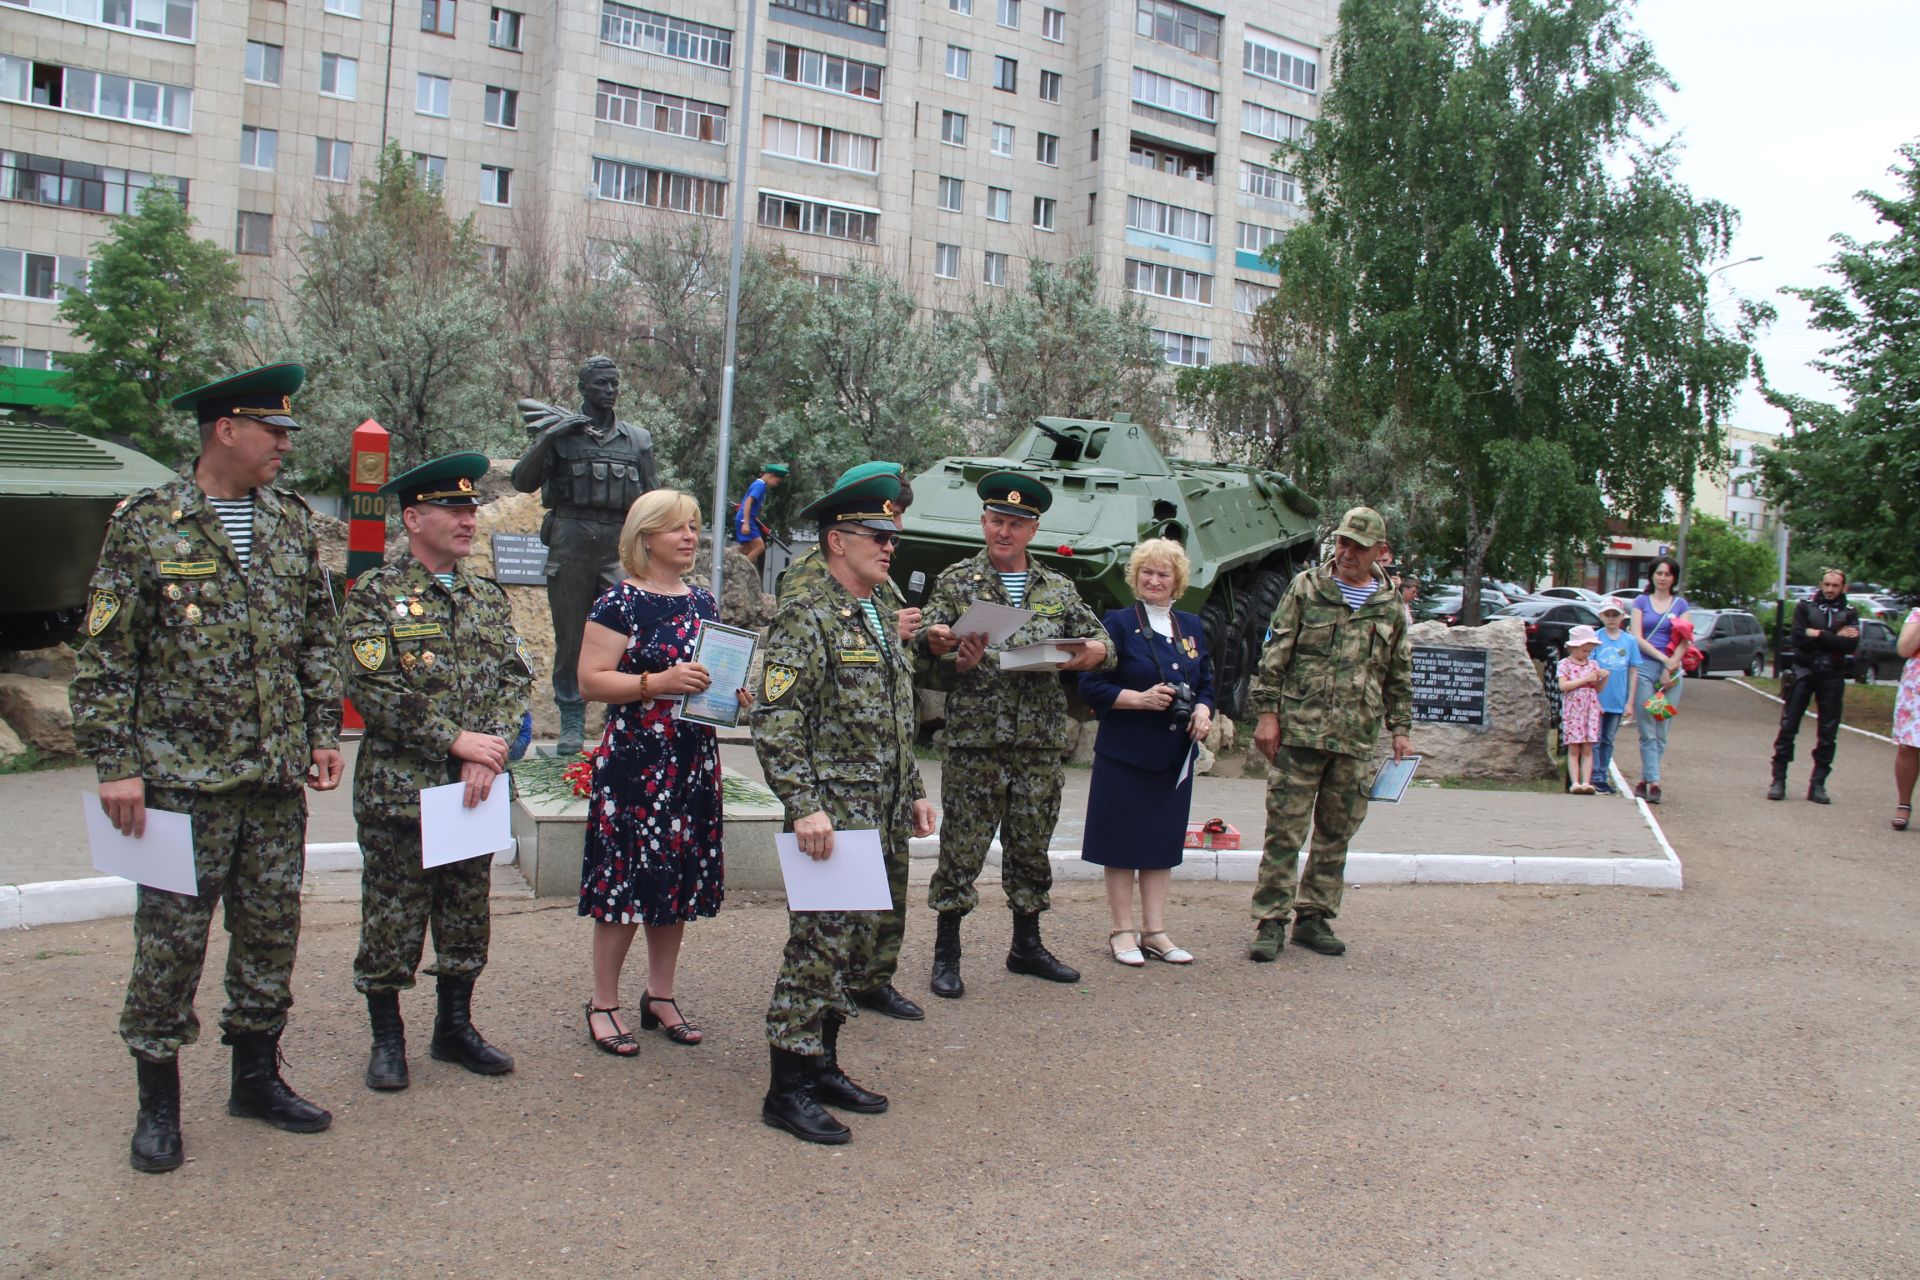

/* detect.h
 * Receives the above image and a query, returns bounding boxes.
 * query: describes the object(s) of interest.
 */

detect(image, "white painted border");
[1730,677,1898,746]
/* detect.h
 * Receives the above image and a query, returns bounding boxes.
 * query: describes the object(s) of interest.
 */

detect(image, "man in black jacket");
[1769,570,1860,804]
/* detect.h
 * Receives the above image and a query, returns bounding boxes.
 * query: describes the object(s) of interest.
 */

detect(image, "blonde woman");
[576,490,749,1053]
[1077,539,1214,965]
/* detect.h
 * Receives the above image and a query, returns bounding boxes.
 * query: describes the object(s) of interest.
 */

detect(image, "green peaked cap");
[977,469,1050,519]
[170,362,307,429]
[800,467,902,531]
[380,451,490,507]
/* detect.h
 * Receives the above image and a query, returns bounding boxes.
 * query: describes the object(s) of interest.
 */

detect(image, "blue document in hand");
[1369,755,1421,803]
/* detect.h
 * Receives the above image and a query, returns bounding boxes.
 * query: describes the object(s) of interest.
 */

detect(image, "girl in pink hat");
[1557,626,1608,794]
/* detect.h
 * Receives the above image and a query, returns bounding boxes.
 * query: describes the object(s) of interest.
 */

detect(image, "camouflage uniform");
[344,556,532,993]
[1248,562,1412,922]
[70,466,341,1062]
[752,572,923,1055]
[919,551,1112,917]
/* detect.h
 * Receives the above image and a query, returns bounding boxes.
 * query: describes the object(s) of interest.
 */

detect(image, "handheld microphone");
[907,570,927,606]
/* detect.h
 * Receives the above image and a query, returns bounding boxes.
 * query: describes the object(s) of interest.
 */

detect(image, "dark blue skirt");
[1080,749,1194,869]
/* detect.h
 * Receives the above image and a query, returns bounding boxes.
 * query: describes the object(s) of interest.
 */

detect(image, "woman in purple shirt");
[1628,556,1689,803]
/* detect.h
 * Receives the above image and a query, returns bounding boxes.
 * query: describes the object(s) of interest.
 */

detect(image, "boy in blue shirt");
[734,463,788,565]
[1591,599,1636,794]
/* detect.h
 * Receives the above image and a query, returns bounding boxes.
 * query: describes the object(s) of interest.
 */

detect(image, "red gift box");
[1184,818,1241,850]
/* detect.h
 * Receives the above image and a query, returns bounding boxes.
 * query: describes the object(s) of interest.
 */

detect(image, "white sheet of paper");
[949,600,1035,646]
[775,829,892,911]
[83,797,197,896]
[419,780,512,868]
[1176,743,1198,787]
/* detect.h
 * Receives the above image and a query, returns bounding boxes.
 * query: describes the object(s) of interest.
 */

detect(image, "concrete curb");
[1729,677,1899,746]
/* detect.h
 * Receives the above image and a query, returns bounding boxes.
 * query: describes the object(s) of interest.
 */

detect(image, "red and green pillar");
[342,419,389,731]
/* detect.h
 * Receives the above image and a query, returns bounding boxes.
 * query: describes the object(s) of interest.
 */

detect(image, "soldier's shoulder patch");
[85,589,121,637]
[352,636,389,670]
[764,663,798,702]
[512,635,535,675]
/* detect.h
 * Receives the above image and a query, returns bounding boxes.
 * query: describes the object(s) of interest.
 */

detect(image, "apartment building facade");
[2,0,1334,390]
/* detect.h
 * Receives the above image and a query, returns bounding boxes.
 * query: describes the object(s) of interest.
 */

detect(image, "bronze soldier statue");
[510,355,658,753]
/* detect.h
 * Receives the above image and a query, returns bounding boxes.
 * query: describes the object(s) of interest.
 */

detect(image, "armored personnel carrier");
[0,420,176,649]
[894,417,1323,718]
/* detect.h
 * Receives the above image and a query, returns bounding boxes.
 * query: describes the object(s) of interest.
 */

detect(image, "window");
[757,191,879,243]
[985,186,1010,221]
[1038,69,1061,102]
[764,41,882,100]
[1152,328,1209,366]
[1088,191,1097,224]
[1032,195,1055,230]
[1126,194,1212,243]
[489,6,523,47]
[0,57,194,130]
[596,82,728,142]
[1131,67,1215,121]
[1129,137,1213,182]
[420,0,454,34]
[1242,101,1311,145]
[1126,258,1212,304]
[1091,127,1099,159]
[949,0,969,11]
[1,151,186,213]
[0,247,87,300]
[993,56,1017,92]
[416,73,451,116]
[480,165,512,206]
[1243,28,1317,92]
[1041,7,1063,40]
[600,2,732,69]
[234,211,273,256]
[937,176,963,211]
[940,110,967,145]
[768,0,886,34]
[983,251,1008,287]
[593,158,727,215]
[239,126,277,170]
[314,137,351,182]
[934,243,960,279]
[18,0,197,40]
[321,53,358,99]
[762,116,880,172]
[414,152,447,186]
[1240,160,1298,204]
[244,41,282,85]
[1237,221,1282,254]
[1,346,66,370]
[484,85,518,127]
[324,0,361,14]
[996,0,1017,28]
[990,122,1013,157]
[1036,132,1058,165]
[946,45,970,79]
[1135,0,1219,59]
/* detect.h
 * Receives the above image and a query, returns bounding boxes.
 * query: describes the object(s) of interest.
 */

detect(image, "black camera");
[1165,681,1197,729]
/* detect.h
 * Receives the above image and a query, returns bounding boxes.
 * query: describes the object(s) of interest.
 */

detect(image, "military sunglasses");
[840,528,902,549]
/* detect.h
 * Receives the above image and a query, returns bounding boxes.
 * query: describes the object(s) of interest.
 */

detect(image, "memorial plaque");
[1412,646,1490,725]
[490,533,549,586]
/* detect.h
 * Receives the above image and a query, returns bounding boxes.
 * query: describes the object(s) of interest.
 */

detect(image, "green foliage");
[1270,0,1757,622]
[1674,514,1774,606]
[54,186,246,463]
[1758,141,1920,596]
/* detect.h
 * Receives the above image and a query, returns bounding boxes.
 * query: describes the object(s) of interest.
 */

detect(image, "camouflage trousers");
[767,780,912,1055]
[928,746,1061,917]
[353,821,491,994]
[1250,745,1371,923]
[120,785,307,1062]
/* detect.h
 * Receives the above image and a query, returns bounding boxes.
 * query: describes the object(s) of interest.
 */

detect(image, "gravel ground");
[1,679,1915,1279]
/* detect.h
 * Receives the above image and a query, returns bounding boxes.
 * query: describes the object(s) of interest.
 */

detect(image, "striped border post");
[342,419,390,732]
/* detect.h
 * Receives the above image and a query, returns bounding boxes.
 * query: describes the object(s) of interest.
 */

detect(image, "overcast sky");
[1630,0,1918,435]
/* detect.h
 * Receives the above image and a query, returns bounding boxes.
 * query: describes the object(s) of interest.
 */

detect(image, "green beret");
[978,469,1050,519]
[801,468,902,532]
[763,463,790,477]
[170,362,306,429]
[380,451,490,507]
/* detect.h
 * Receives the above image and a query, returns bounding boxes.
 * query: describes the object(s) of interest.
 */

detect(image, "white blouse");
[1143,603,1174,639]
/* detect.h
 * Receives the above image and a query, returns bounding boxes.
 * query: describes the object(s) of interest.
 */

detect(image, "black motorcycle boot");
[1808,779,1832,805]
[1006,911,1081,983]
[853,984,925,1021]
[226,1032,332,1133]
[761,1045,852,1145]
[428,976,515,1075]
[815,1016,887,1113]
[930,912,965,999]
[1766,769,1786,801]
[130,1054,184,1173]
[364,990,409,1091]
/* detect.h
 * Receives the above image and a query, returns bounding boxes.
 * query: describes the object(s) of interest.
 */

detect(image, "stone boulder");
[0,673,77,755]
[1372,617,1555,783]
[0,644,78,682]
[0,717,26,767]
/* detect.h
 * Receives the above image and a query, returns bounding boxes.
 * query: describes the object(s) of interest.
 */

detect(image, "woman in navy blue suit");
[1078,539,1214,966]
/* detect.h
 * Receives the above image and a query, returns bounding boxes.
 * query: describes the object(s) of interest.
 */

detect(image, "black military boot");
[364,990,409,1091]
[1767,769,1787,801]
[816,1016,887,1113]
[930,912,965,999]
[226,1032,332,1133]
[429,976,515,1075]
[130,1055,184,1173]
[762,1045,851,1145]
[854,984,925,1021]
[1808,780,1832,805]
[1006,911,1081,983]
[555,700,586,755]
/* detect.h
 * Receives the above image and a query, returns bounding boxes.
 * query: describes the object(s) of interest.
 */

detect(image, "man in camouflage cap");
[918,471,1112,998]
[70,362,343,1173]
[345,452,533,1091]
[1247,506,1413,961]
[752,467,938,1144]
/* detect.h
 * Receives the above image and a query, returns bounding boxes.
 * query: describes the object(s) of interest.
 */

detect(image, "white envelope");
[419,780,513,868]
[83,797,198,896]
[775,829,892,911]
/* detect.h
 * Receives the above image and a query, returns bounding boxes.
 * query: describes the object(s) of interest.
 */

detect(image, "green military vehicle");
[0,420,176,649]
[893,416,1323,718]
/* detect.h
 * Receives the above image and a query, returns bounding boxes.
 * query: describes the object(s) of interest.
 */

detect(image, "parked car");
[1489,598,1602,661]
[1534,586,1609,605]
[1605,588,1640,601]
[1773,616,1906,683]
[1786,584,1817,602]
[1683,609,1767,678]
[1418,586,1512,625]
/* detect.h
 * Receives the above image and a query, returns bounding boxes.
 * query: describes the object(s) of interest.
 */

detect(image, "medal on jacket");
[420,650,436,667]
[174,539,191,556]
[165,584,183,601]
[395,599,410,617]
[401,652,418,671]
[1181,636,1197,659]
[184,603,202,622]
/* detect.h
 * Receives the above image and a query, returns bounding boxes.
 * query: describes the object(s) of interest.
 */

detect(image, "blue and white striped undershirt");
[998,571,1029,608]
[433,572,456,591]
[207,497,254,571]
[858,598,890,654]
[1335,579,1375,611]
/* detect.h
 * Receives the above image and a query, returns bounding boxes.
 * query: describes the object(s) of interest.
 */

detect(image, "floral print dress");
[578,582,724,926]
[1896,608,1920,749]
[1556,655,1602,745]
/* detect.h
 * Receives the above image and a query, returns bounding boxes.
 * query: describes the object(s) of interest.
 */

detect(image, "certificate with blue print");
[676,619,760,729]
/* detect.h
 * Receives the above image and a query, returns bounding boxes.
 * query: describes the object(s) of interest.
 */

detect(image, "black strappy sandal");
[1895,804,1912,832]
[640,992,702,1045]
[586,1003,640,1057]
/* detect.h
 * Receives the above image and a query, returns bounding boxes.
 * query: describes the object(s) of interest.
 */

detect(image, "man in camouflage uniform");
[1248,507,1413,961]
[753,468,938,1145]
[345,453,533,1091]
[919,471,1112,998]
[776,461,924,1021]
[69,363,342,1174]
[509,355,657,753]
